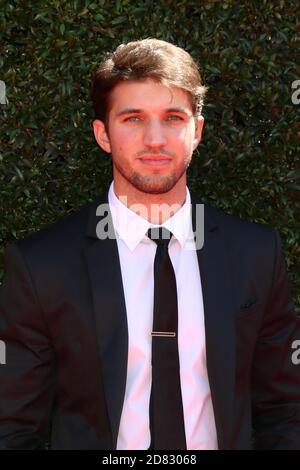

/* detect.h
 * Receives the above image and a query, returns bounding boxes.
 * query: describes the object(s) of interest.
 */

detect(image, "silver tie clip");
[151,331,176,337]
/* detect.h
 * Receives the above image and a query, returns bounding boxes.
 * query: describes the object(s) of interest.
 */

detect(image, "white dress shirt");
[108,181,218,450]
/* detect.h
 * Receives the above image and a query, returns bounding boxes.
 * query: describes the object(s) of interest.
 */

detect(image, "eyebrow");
[167,107,192,115]
[115,108,142,117]
[115,107,192,117]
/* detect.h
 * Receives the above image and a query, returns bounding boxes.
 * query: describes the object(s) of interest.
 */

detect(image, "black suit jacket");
[0,191,300,450]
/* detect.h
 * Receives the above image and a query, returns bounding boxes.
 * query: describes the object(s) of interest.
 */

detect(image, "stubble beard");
[114,158,190,195]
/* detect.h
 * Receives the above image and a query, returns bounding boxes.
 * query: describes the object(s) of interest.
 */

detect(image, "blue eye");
[125,116,141,122]
[167,115,183,121]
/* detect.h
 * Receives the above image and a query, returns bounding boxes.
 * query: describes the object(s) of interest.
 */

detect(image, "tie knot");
[147,227,173,247]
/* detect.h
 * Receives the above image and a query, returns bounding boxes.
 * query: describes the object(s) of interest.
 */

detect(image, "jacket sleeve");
[0,242,56,449]
[251,229,300,449]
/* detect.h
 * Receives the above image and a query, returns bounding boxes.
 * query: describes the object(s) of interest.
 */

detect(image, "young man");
[0,38,299,450]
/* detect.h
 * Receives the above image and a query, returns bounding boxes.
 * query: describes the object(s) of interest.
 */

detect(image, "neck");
[113,178,187,224]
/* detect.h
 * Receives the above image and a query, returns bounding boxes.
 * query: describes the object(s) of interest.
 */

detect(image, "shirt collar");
[108,181,193,251]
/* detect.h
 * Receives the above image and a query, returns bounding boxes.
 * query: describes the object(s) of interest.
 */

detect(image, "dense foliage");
[1,0,299,312]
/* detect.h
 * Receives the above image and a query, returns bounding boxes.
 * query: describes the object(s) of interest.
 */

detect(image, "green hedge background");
[1,0,299,314]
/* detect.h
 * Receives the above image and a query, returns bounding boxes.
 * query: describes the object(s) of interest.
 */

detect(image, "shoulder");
[202,202,281,256]
[6,200,101,266]
[205,203,276,235]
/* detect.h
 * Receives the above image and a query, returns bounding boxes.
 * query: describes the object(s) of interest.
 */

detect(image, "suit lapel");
[192,197,236,449]
[83,195,128,449]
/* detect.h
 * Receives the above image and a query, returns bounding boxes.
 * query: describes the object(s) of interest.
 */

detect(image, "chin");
[130,175,180,194]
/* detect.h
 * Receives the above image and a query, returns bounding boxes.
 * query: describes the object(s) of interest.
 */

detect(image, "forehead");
[108,78,193,114]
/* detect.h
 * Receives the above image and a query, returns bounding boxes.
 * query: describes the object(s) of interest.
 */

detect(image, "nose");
[143,119,167,148]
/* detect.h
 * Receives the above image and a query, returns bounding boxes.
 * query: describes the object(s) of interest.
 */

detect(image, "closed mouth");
[139,155,172,164]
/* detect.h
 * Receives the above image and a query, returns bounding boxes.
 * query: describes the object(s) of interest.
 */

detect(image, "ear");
[192,116,204,151]
[93,119,111,153]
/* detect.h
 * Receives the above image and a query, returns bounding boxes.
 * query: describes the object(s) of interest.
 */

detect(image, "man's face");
[93,78,204,195]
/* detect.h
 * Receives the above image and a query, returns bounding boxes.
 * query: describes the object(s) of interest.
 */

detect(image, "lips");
[139,155,172,166]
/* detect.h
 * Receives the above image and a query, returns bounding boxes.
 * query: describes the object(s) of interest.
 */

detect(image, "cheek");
[110,127,140,155]
[174,127,194,152]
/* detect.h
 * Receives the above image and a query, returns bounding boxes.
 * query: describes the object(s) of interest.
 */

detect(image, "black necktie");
[147,226,187,450]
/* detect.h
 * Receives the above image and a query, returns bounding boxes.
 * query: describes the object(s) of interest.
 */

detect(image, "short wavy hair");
[91,38,207,128]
